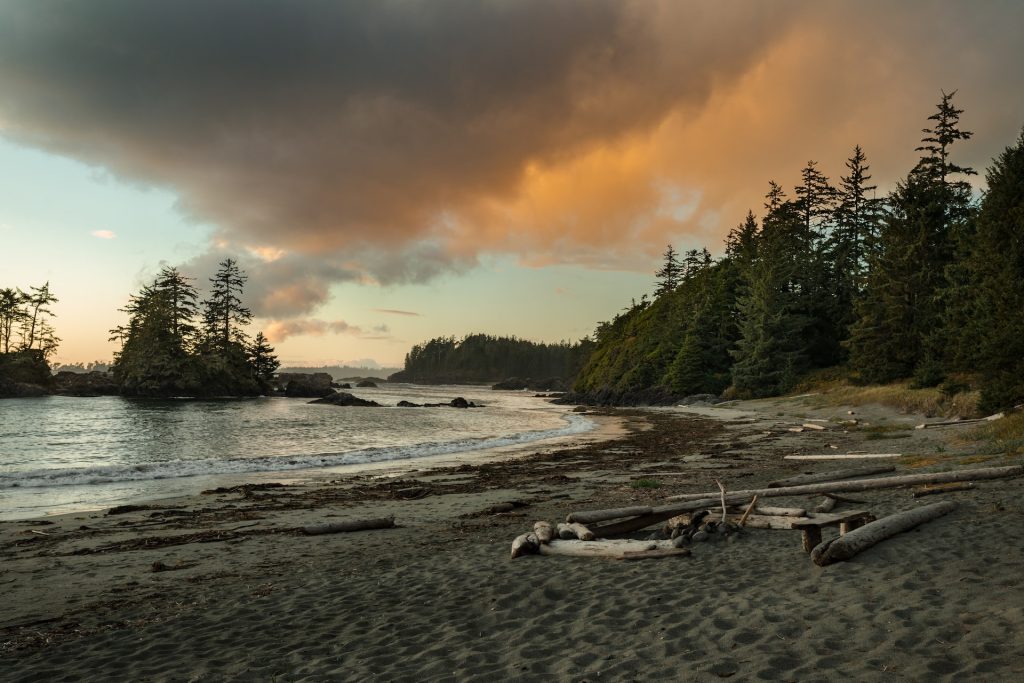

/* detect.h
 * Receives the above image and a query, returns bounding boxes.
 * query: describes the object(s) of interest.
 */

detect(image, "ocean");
[0,385,591,520]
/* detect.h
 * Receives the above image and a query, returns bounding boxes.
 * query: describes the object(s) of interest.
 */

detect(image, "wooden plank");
[783,454,902,461]
[768,466,896,488]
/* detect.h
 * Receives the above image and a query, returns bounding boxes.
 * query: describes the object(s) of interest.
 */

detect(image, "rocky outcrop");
[355,379,379,388]
[277,373,334,398]
[53,371,119,396]
[309,391,382,407]
[0,350,54,398]
[332,382,353,389]
[397,400,422,407]
[552,387,723,407]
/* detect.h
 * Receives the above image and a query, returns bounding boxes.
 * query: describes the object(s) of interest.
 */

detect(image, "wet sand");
[2,396,1023,681]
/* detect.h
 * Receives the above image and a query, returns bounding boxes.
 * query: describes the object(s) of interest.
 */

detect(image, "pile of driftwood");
[510,464,1022,566]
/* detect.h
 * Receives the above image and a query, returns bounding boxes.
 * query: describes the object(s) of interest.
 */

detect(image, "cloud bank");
[2,1,1023,315]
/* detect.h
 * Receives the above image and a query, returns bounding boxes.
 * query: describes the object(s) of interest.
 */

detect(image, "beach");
[3,395,1023,682]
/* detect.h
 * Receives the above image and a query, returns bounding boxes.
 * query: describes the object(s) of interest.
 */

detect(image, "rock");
[691,530,709,543]
[450,397,472,408]
[492,377,528,390]
[309,391,382,407]
[396,400,422,407]
[331,381,353,389]
[492,377,568,391]
[356,379,378,388]
[53,370,119,396]
[672,535,690,548]
[278,373,334,398]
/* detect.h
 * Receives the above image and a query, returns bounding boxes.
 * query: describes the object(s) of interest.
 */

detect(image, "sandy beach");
[3,395,1023,682]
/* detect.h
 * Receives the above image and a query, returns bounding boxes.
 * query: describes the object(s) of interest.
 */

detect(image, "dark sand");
[2,396,1023,682]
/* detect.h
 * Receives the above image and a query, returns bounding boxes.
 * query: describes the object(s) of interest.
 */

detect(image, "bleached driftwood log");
[815,496,837,513]
[768,466,896,488]
[556,522,596,540]
[915,413,1004,429]
[510,533,540,559]
[664,465,1022,501]
[912,483,975,498]
[302,516,395,535]
[566,506,651,524]
[784,454,902,461]
[537,539,685,559]
[748,505,807,517]
[533,521,554,543]
[810,501,957,566]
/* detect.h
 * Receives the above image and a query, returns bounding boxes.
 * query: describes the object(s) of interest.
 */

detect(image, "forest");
[389,333,594,386]
[108,259,279,397]
[573,92,1024,413]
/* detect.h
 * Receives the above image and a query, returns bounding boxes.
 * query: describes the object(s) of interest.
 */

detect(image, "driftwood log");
[768,465,896,488]
[537,539,687,559]
[665,465,1022,501]
[915,413,1004,429]
[302,517,395,535]
[815,496,837,513]
[783,454,902,460]
[511,533,540,559]
[811,501,957,566]
[533,521,554,543]
[566,506,651,525]
[912,483,975,498]
[556,522,596,540]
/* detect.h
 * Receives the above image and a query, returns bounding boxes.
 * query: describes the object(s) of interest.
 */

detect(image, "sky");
[2,1,1024,367]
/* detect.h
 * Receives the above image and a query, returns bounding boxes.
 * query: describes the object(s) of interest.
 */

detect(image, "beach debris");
[792,510,875,553]
[533,521,554,543]
[783,453,902,460]
[737,496,758,527]
[802,423,827,431]
[768,465,895,488]
[815,496,837,513]
[915,412,1004,429]
[810,501,957,566]
[107,504,187,515]
[715,479,729,523]
[537,539,689,559]
[556,522,596,540]
[510,532,539,558]
[664,465,1022,503]
[566,506,652,525]
[150,560,197,572]
[912,483,976,498]
[302,516,395,535]
[787,427,805,433]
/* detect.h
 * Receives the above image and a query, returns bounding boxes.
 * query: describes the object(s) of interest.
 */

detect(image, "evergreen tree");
[0,288,26,354]
[248,331,280,386]
[966,128,1024,410]
[202,258,252,354]
[654,245,681,296]
[849,91,974,384]
[725,211,759,265]
[19,282,58,352]
[794,160,837,239]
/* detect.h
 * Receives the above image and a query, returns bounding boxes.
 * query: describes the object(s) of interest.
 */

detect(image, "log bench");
[791,509,875,553]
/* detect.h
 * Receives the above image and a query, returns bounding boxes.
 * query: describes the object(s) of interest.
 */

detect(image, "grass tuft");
[629,478,662,489]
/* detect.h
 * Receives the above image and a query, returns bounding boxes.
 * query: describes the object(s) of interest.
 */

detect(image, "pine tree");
[967,128,1024,410]
[794,160,837,239]
[654,245,681,296]
[849,91,974,384]
[248,332,280,386]
[202,258,253,354]
[725,211,759,265]
[0,288,27,354]
[19,282,58,352]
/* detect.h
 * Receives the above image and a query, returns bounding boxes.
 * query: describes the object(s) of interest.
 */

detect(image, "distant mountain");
[279,365,402,381]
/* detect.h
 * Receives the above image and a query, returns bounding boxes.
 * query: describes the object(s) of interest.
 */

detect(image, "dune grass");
[964,411,1024,456]
[791,369,981,418]
[629,478,662,489]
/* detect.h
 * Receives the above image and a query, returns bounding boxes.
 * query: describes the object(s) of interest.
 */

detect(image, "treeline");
[110,259,279,397]
[0,283,60,395]
[575,92,1024,412]
[390,333,594,385]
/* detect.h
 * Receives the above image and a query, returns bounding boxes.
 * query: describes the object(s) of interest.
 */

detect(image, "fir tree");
[19,282,58,352]
[202,258,253,354]
[654,245,681,296]
[0,288,26,354]
[248,332,280,386]
[967,128,1024,410]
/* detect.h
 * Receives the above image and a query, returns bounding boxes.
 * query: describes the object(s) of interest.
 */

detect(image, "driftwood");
[715,480,728,523]
[556,522,596,540]
[793,510,874,553]
[737,496,758,527]
[802,423,827,431]
[302,517,395,535]
[575,466,1020,537]
[915,413,1004,429]
[511,533,540,558]
[912,483,975,498]
[537,539,685,559]
[825,493,869,504]
[768,465,896,488]
[748,505,806,517]
[815,496,837,513]
[556,522,576,539]
[533,521,554,543]
[665,465,1022,501]
[621,548,691,560]
[811,501,957,566]
[784,454,902,461]
[566,506,651,525]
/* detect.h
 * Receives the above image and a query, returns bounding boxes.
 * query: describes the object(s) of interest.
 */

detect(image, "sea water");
[0,385,591,520]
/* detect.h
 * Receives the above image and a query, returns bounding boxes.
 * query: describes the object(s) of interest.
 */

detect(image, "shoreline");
[3,396,1023,680]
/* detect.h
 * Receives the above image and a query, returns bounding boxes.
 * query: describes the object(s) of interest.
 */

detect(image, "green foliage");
[111,261,275,397]
[391,333,590,384]
[629,479,662,489]
[0,282,59,359]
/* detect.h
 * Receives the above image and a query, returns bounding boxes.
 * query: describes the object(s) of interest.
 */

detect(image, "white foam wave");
[0,413,593,489]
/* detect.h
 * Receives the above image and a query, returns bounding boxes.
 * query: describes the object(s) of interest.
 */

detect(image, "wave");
[0,413,593,490]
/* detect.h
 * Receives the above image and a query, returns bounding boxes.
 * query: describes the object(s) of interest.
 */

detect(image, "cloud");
[91,229,116,239]
[2,1,1024,307]
[263,317,394,343]
[373,309,420,317]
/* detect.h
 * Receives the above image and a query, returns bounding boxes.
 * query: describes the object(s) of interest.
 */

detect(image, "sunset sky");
[2,1,1024,367]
